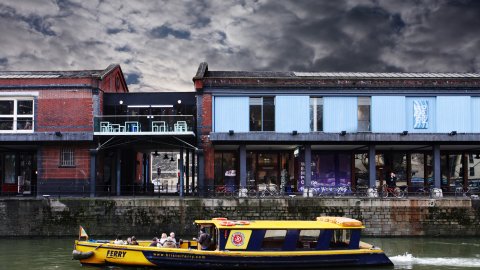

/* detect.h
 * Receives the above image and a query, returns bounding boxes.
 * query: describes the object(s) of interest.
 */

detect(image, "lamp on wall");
[292,130,298,135]
[401,130,408,136]
[475,153,480,159]
[340,131,347,136]
[153,150,159,157]
[229,130,234,135]
[163,153,169,160]
[170,152,175,162]
[449,131,457,136]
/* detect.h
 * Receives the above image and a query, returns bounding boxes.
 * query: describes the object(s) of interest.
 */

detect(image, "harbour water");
[0,237,478,269]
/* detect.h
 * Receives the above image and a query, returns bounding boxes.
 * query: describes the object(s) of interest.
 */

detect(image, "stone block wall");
[0,197,478,237]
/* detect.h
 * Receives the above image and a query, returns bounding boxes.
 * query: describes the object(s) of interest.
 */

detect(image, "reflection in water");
[0,237,479,270]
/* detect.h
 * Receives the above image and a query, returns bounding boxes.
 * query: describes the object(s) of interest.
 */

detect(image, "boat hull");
[74,241,393,269]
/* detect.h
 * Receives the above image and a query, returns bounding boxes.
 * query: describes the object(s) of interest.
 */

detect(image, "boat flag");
[79,226,89,240]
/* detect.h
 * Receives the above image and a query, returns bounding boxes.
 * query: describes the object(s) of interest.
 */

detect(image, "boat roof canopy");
[195,217,364,229]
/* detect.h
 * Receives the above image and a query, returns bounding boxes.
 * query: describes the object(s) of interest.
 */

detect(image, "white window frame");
[0,97,34,133]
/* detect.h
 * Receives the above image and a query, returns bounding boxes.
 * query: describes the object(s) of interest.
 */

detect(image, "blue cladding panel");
[323,97,357,132]
[472,98,480,132]
[436,96,471,133]
[371,96,406,132]
[214,97,249,132]
[275,96,309,132]
[406,97,436,133]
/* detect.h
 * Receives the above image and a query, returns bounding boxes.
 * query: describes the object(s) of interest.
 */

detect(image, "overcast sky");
[1,0,479,92]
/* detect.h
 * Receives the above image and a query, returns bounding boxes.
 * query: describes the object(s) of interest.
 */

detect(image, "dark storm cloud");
[0,4,56,36]
[115,45,131,52]
[1,0,480,91]
[126,73,140,84]
[0,57,8,66]
[150,25,191,40]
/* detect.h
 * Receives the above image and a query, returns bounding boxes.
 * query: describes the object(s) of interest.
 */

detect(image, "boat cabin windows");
[261,230,287,250]
[255,229,360,251]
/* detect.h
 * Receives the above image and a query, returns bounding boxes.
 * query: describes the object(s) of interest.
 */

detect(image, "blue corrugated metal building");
[193,63,480,195]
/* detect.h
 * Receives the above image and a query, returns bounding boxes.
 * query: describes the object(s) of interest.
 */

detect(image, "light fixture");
[340,131,347,136]
[475,153,480,159]
[229,130,234,135]
[449,131,457,136]
[55,131,62,137]
[401,130,408,136]
[163,153,169,160]
[119,100,123,105]
[292,130,298,135]
[153,150,159,157]
[170,155,175,162]
[177,99,182,104]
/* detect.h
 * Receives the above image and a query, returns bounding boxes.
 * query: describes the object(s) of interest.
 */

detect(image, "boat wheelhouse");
[73,217,393,269]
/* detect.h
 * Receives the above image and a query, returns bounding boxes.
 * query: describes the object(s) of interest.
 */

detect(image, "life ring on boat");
[212,217,228,221]
[72,250,94,260]
[234,220,250,225]
[219,221,236,226]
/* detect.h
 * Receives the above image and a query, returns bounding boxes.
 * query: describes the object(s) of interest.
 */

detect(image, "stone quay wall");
[0,197,479,237]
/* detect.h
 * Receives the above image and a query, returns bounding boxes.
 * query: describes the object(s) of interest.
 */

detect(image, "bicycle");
[415,185,435,198]
[259,184,282,197]
[314,185,352,198]
[353,185,369,197]
[455,184,479,197]
[381,184,405,198]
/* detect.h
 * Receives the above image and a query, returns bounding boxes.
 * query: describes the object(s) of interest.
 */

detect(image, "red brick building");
[0,64,128,196]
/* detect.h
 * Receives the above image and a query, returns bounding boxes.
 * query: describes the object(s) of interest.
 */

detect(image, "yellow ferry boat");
[73,216,393,268]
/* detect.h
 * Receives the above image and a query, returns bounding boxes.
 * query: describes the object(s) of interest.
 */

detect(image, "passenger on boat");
[130,236,139,245]
[113,235,126,245]
[149,237,159,247]
[197,228,211,250]
[126,237,132,244]
[158,233,168,247]
[169,232,177,245]
[163,237,177,248]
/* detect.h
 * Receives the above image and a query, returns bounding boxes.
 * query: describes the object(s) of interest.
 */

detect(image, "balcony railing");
[94,115,194,134]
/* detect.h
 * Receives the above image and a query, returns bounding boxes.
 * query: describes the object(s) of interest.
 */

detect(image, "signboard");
[413,100,428,129]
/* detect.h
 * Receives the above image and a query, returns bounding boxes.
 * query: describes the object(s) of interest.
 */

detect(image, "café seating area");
[99,120,190,133]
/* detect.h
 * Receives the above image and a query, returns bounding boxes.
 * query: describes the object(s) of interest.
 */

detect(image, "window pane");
[310,97,323,131]
[4,154,16,184]
[449,154,463,185]
[17,100,33,115]
[60,148,75,166]
[411,153,426,187]
[0,101,14,115]
[468,153,480,184]
[358,97,371,132]
[263,97,275,131]
[250,104,262,131]
[17,118,33,130]
[0,118,13,130]
[354,153,369,186]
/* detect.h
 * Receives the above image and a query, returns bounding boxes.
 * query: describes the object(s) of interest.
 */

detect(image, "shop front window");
[4,153,16,184]
[214,152,237,189]
[442,154,463,188]
[354,153,369,187]
[311,152,351,187]
[258,153,279,185]
[468,153,480,187]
